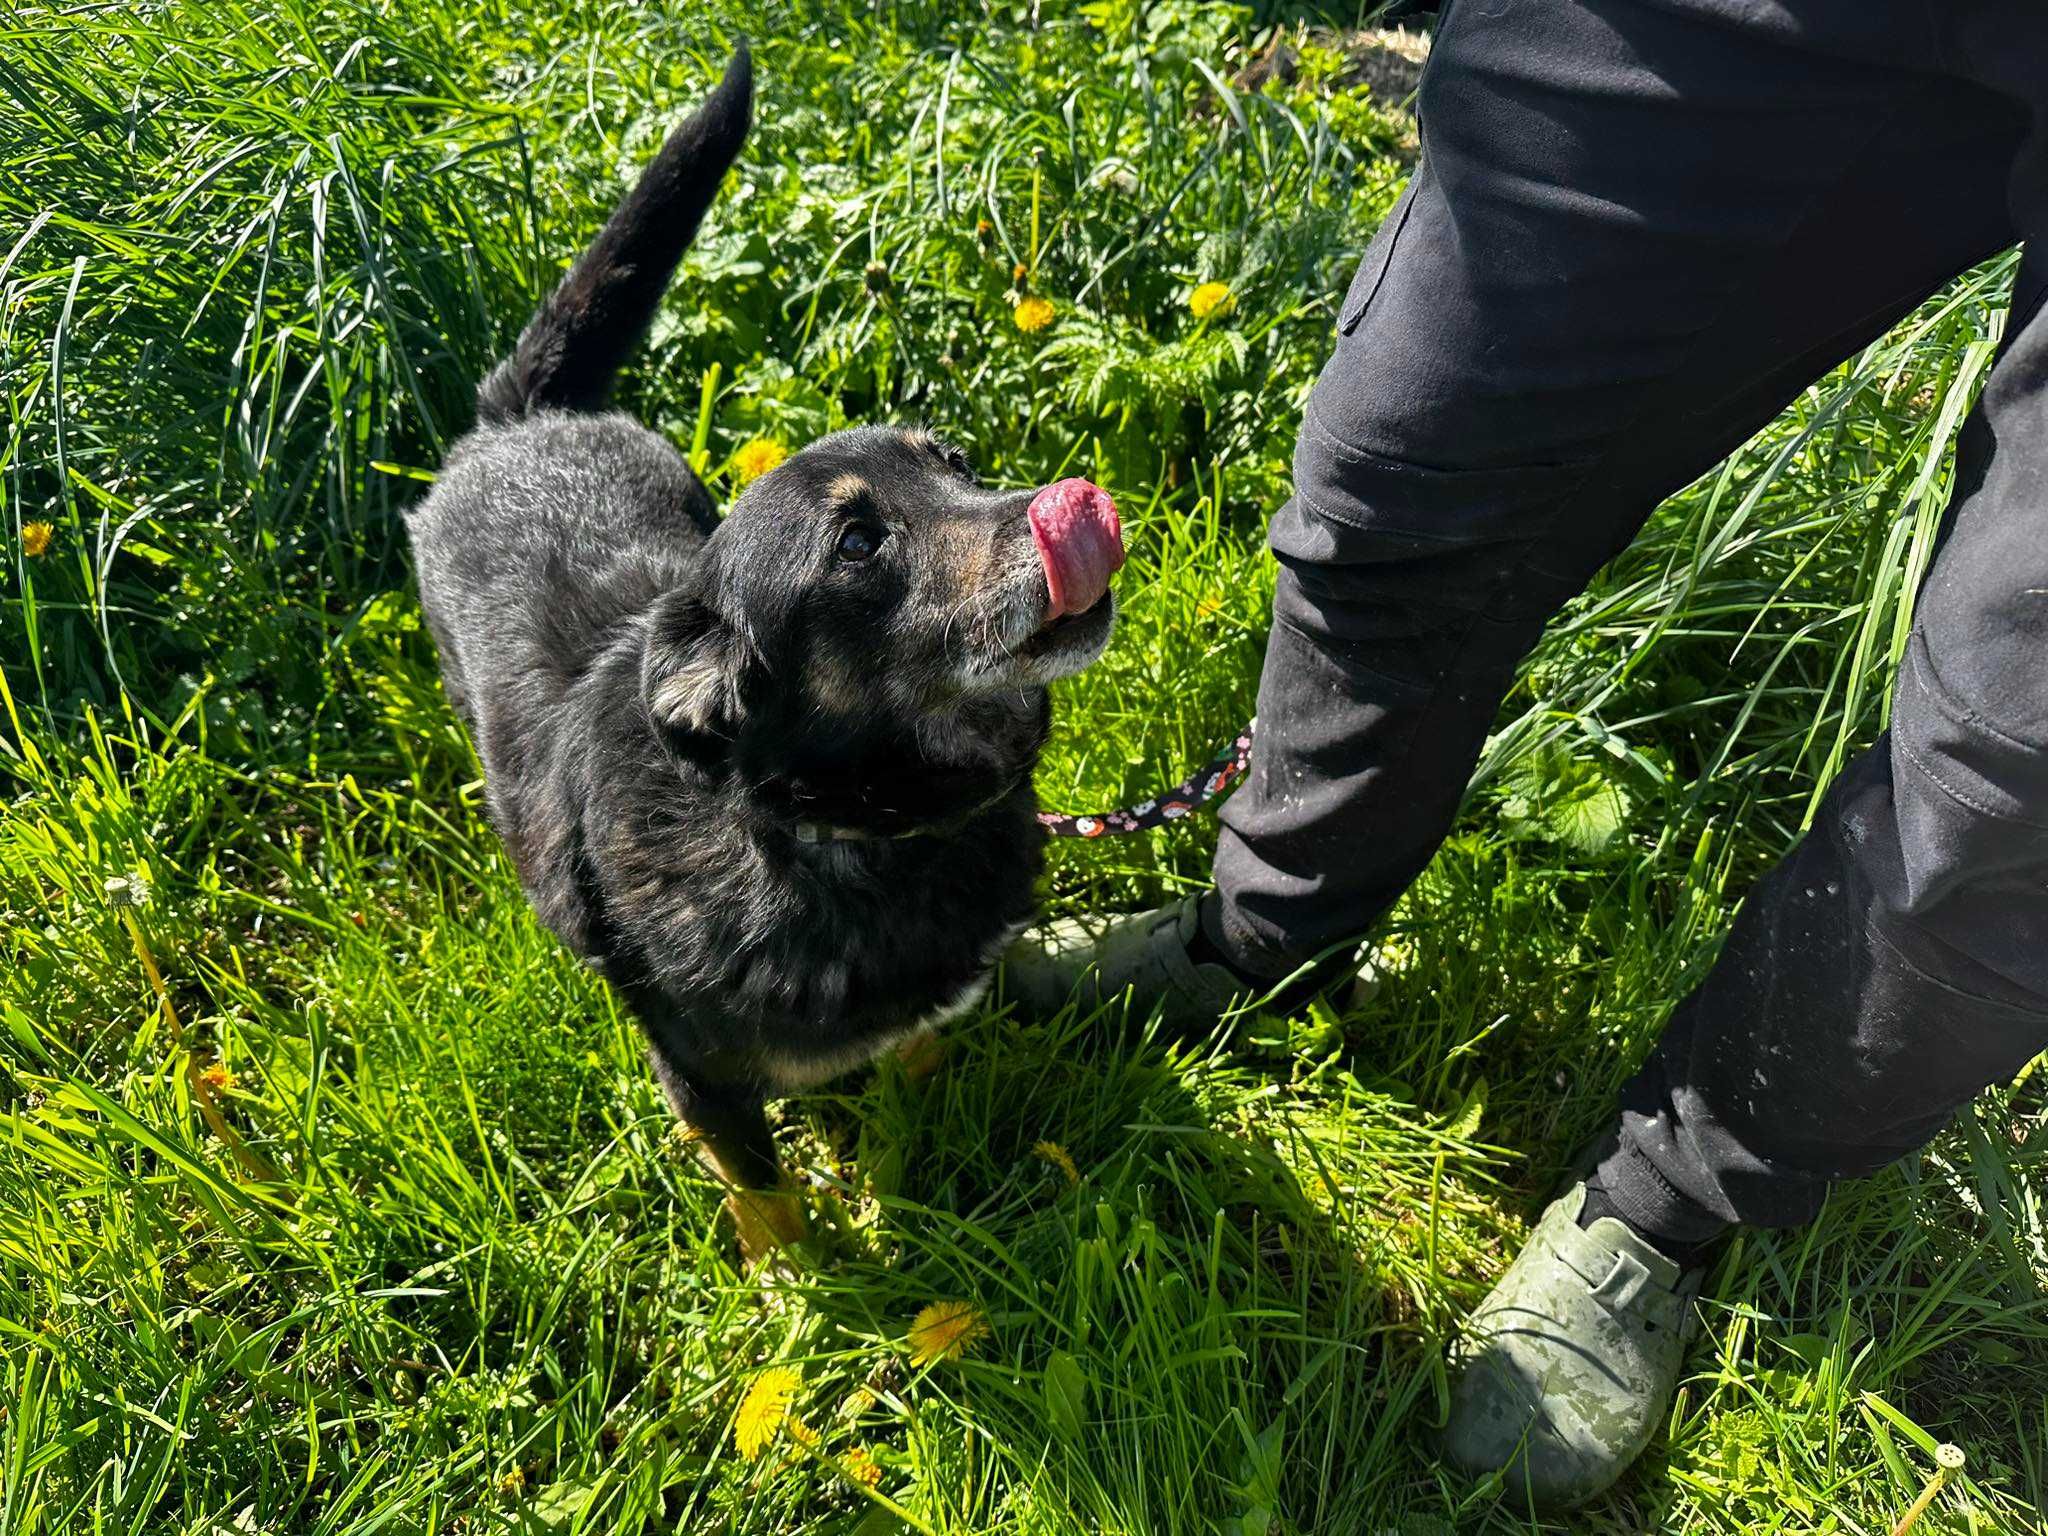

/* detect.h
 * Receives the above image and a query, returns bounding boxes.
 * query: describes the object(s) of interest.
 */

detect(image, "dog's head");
[642,425,1122,781]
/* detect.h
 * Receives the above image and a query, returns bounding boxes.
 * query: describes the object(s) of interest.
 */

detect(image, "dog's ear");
[642,583,753,745]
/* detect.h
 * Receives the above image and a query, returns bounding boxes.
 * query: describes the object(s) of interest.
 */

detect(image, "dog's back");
[409,414,711,731]
[407,50,752,960]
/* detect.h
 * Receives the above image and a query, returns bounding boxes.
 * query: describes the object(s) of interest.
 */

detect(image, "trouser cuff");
[1197,894,1358,1009]
[1593,1136,1733,1250]
[1198,890,1300,981]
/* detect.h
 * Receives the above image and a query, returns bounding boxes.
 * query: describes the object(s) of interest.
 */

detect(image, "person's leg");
[1461,237,2048,1512]
[1208,0,2024,983]
[1437,8,2048,1506]
[1602,257,2048,1244]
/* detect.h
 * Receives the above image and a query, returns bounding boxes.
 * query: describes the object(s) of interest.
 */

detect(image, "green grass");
[3,1,2045,1531]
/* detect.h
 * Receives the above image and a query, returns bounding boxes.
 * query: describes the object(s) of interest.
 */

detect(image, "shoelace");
[1038,718,1256,838]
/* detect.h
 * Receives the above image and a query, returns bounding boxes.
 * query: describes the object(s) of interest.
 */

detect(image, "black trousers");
[1212,0,2048,1235]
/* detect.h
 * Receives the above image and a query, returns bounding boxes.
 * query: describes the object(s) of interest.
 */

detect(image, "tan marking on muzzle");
[930,507,1002,609]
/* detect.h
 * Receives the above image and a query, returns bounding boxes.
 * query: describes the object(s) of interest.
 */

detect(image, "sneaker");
[999,895,1250,1034]
[1439,1183,1704,1509]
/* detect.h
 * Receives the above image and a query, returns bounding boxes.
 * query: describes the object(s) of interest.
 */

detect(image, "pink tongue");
[1027,478,1124,622]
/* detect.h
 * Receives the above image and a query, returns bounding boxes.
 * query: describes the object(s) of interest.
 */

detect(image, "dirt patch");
[1233,26,1432,107]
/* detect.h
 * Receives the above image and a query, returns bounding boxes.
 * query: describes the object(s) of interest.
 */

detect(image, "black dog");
[406,47,1124,1257]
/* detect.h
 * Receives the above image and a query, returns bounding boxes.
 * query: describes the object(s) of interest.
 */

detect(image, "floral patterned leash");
[1037,718,1257,839]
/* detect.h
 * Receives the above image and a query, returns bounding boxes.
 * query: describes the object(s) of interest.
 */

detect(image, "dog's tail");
[477,45,752,425]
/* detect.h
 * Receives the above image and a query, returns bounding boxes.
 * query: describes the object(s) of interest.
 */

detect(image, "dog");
[405,46,1125,1258]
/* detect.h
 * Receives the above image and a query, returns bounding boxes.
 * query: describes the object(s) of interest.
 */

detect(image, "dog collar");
[793,819,923,845]
[790,774,1028,846]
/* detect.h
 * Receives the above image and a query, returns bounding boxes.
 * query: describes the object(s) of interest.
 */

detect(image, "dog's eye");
[836,522,885,563]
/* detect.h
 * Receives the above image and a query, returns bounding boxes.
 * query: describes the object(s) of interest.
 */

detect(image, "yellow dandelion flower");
[908,1300,988,1366]
[731,438,788,486]
[1013,296,1056,335]
[787,1416,821,1450]
[495,1465,526,1496]
[22,520,54,558]
[1189,281,1234,321]
[843,1446,884,1488]
[735,1365,803,1460]
[1033,1140,1079,1185]
[198,1062,239,1093]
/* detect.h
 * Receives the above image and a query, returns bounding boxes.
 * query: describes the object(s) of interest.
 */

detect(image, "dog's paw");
[893,1029,949,1083]
[728,1184,809,1268]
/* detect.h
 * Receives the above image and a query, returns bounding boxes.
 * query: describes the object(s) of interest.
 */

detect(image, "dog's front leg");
[894,1028,950,1082]
[662,1070,807,1265]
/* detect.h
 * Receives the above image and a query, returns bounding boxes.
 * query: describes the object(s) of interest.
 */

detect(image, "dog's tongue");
[1027,478,1124,623]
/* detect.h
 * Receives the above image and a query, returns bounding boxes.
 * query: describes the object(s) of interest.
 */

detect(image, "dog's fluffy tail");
[477,45,752,425]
